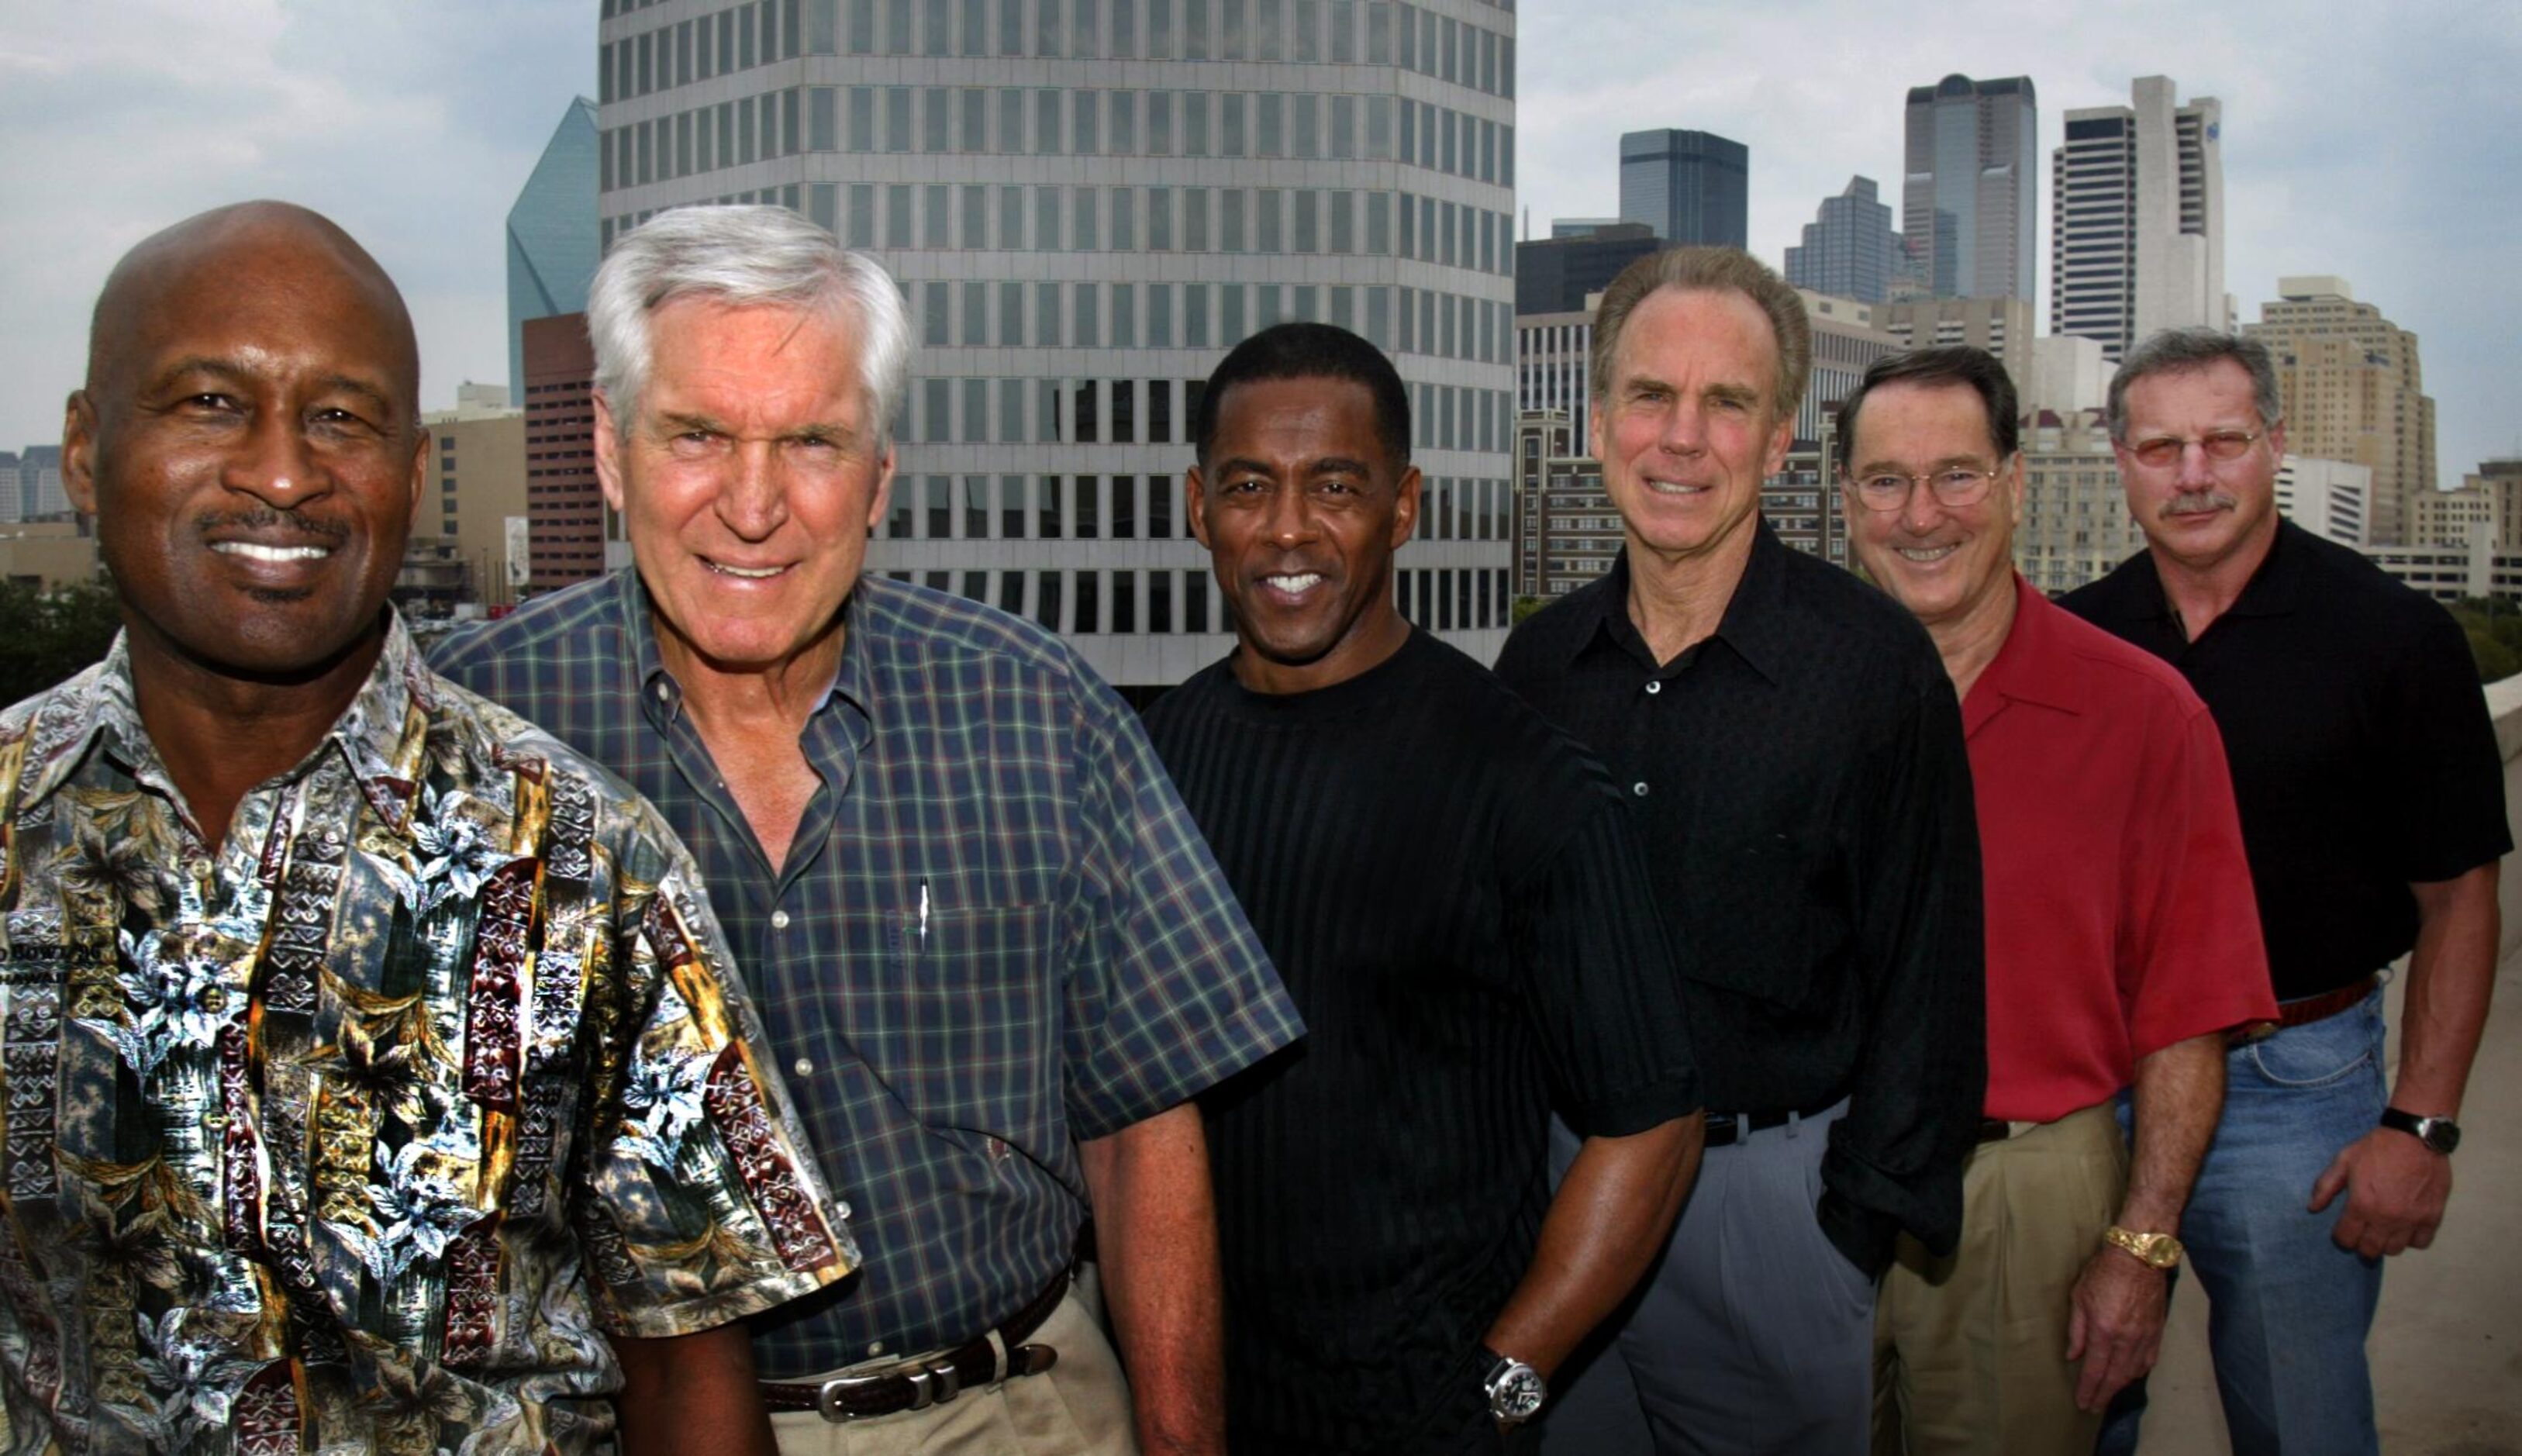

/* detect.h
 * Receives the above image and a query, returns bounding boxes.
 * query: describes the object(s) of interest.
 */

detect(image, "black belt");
[761,1268,1069,1422]
[2232,973,2379,1047]
[1703,1095,1844,1148]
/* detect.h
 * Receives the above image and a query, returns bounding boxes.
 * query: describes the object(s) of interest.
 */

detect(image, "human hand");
[2065,1247,2168,1412]
[2310,1127,2451,1258]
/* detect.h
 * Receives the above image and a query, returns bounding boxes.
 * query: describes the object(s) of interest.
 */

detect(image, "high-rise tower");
[2050,75,2226,361]
[2247,277,2436,545]
[1901,74,2036,302]
[1616,128,1747,247]
[595,0,1519,689]
[508,98,602,404]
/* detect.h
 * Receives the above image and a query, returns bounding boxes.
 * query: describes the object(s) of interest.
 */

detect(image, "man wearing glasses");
[2064,329,2507,1456]
[1838,347,2275,1454]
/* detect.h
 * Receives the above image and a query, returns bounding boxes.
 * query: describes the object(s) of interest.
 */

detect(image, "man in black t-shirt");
[2063,328,2509,1456]
[1144,323,1705,1454]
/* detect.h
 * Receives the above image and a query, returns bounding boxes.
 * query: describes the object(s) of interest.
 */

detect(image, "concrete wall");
[2488,674,2522,960]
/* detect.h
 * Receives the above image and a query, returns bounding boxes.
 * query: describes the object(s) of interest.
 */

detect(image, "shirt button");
[654,681,671,702]
[1644,680,1662,695]
[1632,781,1650,797]
[188,858,214,878]
[868,1341,886,1356]
[836,1201,852,1220]
[771,909,791,930]
[792,1057,814,1078]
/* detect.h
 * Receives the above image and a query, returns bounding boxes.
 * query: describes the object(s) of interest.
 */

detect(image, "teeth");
[1895,544,1960,563]
[1264,573,1323,593]
[708,561,785,579]
[1644,479,1706,495]
[212,541,329,563]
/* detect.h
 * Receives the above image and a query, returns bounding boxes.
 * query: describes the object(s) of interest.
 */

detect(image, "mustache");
[2161,489,2237,519]
[194,506,350,546]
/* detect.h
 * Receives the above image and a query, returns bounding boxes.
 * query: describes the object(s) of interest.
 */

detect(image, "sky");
[3,0,2517,484]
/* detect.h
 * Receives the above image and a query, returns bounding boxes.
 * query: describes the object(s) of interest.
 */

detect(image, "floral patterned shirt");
[0,619,854,1455]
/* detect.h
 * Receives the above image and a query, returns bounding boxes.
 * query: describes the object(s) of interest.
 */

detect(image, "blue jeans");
[2096,988,2387,1456]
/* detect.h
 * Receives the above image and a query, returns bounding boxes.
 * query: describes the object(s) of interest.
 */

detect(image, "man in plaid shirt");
[434,205,1301,1456]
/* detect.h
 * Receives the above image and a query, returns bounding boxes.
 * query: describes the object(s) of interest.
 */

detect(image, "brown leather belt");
[2233,974,2378,1047]
[761,1269,1070,1423]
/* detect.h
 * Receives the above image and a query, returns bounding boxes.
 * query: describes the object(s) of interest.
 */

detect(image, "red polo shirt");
[1968,575,2277,1122]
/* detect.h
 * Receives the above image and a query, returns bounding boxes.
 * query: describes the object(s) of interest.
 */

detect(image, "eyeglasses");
[1844,465,2000,512]
[2124,429,2266,470]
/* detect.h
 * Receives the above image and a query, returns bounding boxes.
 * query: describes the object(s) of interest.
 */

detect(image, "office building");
[1549,216,1620,238]
[1797,291,1902,448]
[521,312,610,594]
[15,448,67,521]
[2276,454,2370,548]
[509,98,603,405]
[2246,276,2435,544]
[2013,406,2147,595]
[1877,295,2032,396]
[2051,75,2226,361]
[1784,175,1903,305]
[423,391,533,611]
[2362,540,2522,605]
[1516,303,1596,459]
[1618,128,1747,247]
[0,452,18,524]
[1903,74,2036,303]
[597,0,1520,688]
[1515,223,1658,315]
[2027,333,2108,412]
[0,523,100,592]
[2411,460,2522,552]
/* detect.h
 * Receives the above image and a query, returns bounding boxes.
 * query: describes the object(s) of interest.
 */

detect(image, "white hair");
[586,205,910,448]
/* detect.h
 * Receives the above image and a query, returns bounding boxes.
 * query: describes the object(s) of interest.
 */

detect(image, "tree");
[0,575,123,709]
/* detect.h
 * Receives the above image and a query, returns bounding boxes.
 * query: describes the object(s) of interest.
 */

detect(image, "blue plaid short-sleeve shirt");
[432,569,1299,1374]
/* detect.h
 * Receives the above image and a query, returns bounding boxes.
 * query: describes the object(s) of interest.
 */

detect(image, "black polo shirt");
[2061,520,2510,1002]
[1494,520,1986,1275]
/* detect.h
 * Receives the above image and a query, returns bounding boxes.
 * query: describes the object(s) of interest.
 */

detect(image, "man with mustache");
[2063,329,2508,1456]
[1144,323,1704,1452]
[0,201,850,1454]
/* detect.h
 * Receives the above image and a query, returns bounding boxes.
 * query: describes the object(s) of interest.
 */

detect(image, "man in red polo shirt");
[1839,346,2278,1454]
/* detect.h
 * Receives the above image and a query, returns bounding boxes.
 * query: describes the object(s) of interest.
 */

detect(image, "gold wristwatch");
[2102,1225,2184,1270]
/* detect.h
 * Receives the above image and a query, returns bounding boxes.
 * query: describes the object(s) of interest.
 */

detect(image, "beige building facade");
[0,522,101,592]
[2246,276,2435,546]
[423,393,531,611]
[2410,460,2522,552]
[2013,407,2147,596]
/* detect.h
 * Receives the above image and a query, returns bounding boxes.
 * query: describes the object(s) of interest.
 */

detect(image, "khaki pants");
[1873,1102,2130,1456]
[771,1273,1138,1456]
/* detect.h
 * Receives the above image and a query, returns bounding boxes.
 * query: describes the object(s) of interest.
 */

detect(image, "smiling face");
[65,209,425,688]
[2112,357,2284,579]
[1189,374,1419,694]
[600,294,895,681]
[1592,285,1794,574]
[1842,378,2023,640]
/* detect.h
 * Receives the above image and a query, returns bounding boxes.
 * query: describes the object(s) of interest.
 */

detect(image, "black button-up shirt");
[2062,520,2511,1002]
[1494,522,1986,1272]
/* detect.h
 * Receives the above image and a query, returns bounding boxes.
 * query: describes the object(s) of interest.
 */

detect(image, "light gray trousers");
[1536,1101,1874,1456]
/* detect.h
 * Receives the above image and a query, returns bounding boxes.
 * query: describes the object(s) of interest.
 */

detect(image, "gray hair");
[587,205,911,448]
[2106,328,2283,443]
[1589,247,1813,427]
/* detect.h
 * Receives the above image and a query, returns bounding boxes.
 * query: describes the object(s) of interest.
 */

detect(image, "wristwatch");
[2102,1225,2184,1271]
[2379,1107,2462,1154]
[1482,1347,1547,1427]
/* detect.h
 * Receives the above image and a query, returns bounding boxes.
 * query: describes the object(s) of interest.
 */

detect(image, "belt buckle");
[812,1359,964,1423]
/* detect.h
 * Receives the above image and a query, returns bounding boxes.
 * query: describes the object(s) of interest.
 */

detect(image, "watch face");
[1487,1361,1547,1422]
[2424,1120,2462,1154]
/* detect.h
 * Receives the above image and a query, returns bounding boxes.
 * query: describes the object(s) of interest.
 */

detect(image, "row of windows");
[883,563,1513,633]
[876,471,1510,540]
[602,86,1513,193]
[890,370,1512,455]
[904,278,1509,367]
[602,0,1515,103]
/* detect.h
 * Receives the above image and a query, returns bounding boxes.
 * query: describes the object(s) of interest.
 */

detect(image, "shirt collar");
[1964,573,2082,736]
[616,564,866,741]
[2113,518,2307,629]
[17,611,427,824]
[1583,518,1791,685]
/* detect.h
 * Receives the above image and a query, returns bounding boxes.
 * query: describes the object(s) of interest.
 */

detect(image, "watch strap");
[2379,1106,2460,1154]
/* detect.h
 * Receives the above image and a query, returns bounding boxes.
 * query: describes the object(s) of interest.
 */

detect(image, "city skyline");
[2,1,2518,492]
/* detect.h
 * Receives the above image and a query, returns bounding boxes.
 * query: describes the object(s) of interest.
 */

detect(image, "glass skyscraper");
[1616,127,1747,248]
[1901,74,2035,303]
[508,97,603,402]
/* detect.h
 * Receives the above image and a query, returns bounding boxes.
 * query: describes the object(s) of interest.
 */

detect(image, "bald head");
[86,201,419,425]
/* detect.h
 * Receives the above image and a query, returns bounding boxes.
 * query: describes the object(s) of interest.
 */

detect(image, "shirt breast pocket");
[879,902,1059,1147]
[1674,829,1847,1010]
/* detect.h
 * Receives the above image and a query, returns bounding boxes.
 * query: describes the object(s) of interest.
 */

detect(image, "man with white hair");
[435,206,1302,1456]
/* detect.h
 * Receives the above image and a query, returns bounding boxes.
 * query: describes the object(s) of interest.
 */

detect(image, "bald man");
[0,202,852,1454]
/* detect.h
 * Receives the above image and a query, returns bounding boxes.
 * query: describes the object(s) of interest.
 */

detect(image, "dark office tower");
[1617,128,1747,247]
[507,98,602,405]
[1902,74,2036,302]
[1783,175,1903,305]
[1514,222,1661,315]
